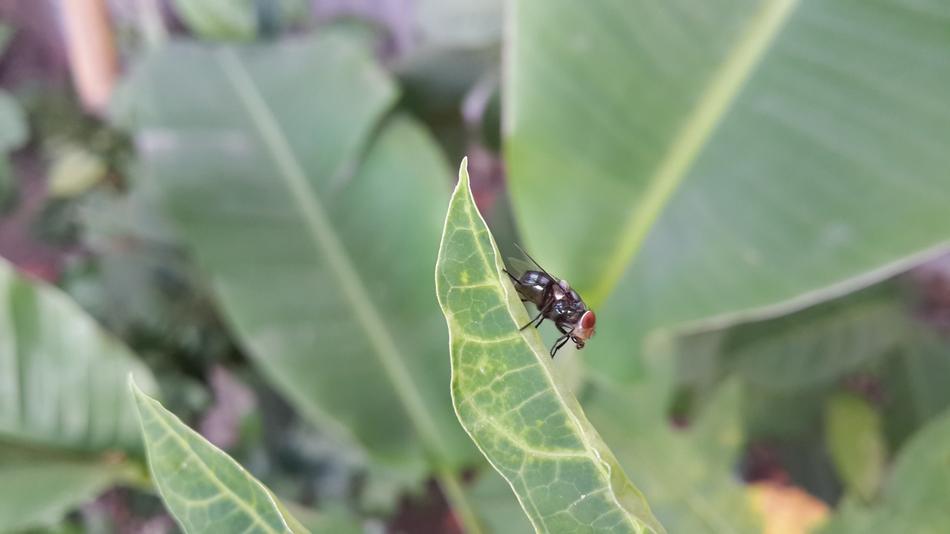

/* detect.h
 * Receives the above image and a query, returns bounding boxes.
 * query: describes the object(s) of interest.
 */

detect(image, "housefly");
[504,246,596,358]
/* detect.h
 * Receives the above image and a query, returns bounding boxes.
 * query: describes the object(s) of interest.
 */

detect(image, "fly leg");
[520,302,551,330]
[550,334,571,358]
[520,296,554,330]
[520,311,543,331]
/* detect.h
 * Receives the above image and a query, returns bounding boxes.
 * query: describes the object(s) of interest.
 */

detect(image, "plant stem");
[437,468,484,534]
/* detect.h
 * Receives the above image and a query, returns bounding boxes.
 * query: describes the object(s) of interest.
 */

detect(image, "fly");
[504,246,596,358]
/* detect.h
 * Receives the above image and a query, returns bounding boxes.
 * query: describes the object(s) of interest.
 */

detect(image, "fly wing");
[505,256,537,278]
[507,244,554,278]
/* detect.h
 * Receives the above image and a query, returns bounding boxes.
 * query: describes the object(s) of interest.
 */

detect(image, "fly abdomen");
[514,270,553,306]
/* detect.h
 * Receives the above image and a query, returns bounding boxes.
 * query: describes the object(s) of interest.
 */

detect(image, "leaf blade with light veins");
[130,379,307,534]
[436,160,664,533]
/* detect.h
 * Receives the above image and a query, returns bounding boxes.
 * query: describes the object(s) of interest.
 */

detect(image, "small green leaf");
[171,0,305,40]
[825,393,885,502]
[0,89,27,206]
[130,378,308,534]
[822,408,950,533]
[0,90,26,150]
[48,145,108,198]
[436,159,664,533]
[171,0,256,40]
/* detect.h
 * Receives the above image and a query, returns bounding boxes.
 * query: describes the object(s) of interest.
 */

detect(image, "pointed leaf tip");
[458,157,470,186]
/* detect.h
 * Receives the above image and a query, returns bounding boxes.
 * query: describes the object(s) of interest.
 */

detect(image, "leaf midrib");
[589,0,801,304]
[213,49,446,458]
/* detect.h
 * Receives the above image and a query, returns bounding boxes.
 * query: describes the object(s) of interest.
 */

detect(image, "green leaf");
[173,0,256,40]
[718,282,907,390]
[0,89,27,206]
[128,35,479,517]
[283,503,364,534]
[0,259,158,528]
[825,393,885,502]
[0,258,157,452]
[130,379,308,533]
[882,328,950,448]
[436,160,664,533]
[48,145,108,198]
[822,408,950,533]
[584,355,761,533]
[468,472,534,534]
[171,0,305,41]
[0,90,27,150]
[506,0,950,380]
[0,444,133,532]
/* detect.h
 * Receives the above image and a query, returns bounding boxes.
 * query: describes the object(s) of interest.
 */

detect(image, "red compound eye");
[581,310,596,329]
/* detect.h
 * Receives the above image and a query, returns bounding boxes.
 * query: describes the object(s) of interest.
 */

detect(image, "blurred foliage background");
[0,0,949,532]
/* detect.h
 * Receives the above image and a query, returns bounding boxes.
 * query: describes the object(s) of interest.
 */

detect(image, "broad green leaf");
[506,0,950,380]
[130,379,308,533]
[882,328,950,448]
[0,258,157,452]
[436,160,664,533]
[0,259,157,528]
[714,282,906,390]
[822,408,950,533]
[0,444,134,532]
[825,393,885,502]
[128,35,479,516]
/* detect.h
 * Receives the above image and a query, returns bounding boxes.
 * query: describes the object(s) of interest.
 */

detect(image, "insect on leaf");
[436,159,665,533]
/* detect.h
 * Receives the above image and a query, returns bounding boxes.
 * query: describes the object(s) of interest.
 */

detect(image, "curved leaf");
[0,258,157,451]
[825,393,885,502]
[436,160,664,533]
[0,259,157,528]
[129,35,479,520]
[130,379,307,533]
[506,0,950,379]
[823,408,950,533]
